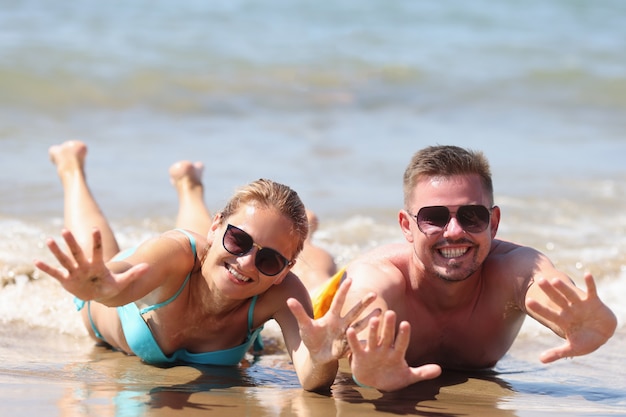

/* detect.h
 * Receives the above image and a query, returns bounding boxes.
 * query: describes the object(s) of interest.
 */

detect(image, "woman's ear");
[272,275,287,285]
[207,212,224,239]
[272,259,296,285]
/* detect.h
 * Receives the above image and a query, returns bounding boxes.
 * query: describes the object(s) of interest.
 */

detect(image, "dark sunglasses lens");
[223,225,253,255]
[417,206,450,233]
[255,248,286,276]
[457,205,491,232]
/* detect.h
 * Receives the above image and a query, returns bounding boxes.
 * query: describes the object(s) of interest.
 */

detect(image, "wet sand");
[1,323,624,416]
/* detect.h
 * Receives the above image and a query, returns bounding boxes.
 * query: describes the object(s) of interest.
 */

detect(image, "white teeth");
[439,247,468,258]
[227,265,251,282]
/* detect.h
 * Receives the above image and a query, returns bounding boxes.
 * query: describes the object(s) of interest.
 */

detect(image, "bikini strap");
[139,229,197,315]
[87,301,105,340]
[248,295,264,352]
[248,295,259,332]
[175,228,198,256]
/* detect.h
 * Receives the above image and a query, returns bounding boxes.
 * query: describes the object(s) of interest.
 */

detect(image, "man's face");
[403,174,499,283]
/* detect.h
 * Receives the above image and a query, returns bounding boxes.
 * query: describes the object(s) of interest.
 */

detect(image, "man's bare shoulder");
[346,243,409,288]
[488,239,546,266]
[484,239,550,291]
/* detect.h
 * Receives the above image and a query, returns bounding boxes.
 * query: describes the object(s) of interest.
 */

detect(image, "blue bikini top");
[116,229,264,365]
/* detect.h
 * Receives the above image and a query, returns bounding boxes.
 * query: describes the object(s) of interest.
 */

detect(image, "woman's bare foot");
[48,140,88,178]
[169,161,205,194]
[293,209,338,293]
[305,209,319,239]
[169,161,213,234]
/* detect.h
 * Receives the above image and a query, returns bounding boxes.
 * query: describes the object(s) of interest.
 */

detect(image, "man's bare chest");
[401,304,526,369]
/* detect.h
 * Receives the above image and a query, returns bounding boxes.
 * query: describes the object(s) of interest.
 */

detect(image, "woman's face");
[206,203,299,299]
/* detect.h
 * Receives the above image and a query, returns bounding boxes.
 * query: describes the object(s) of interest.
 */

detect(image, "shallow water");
[1,325,625,416]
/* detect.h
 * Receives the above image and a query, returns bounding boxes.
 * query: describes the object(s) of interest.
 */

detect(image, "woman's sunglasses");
[222,224,293,276]
[410,205,492,235]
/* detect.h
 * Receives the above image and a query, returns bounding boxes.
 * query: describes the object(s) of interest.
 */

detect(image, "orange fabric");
[311,267,346,319]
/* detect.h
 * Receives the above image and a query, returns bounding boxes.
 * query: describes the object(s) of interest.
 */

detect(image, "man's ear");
[490,205,501,238]
[399,210,415,243]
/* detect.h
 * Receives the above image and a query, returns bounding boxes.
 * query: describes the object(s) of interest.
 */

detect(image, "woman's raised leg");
[49,140,120,261]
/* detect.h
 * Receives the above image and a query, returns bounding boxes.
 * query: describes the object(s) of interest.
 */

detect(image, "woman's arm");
[274,276,377,391]
[34,228,195,307]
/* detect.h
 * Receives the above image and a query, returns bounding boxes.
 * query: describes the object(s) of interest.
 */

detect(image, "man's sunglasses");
[409,205,492,235]
[222,224,293,276]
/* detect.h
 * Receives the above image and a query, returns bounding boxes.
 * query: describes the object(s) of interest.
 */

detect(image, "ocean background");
[0,1,625,415]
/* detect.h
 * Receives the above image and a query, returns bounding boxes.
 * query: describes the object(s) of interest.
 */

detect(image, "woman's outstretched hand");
[287,277,380,364]
[34,228,149,305]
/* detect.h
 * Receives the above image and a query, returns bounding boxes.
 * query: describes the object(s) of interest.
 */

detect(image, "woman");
[34,141,375,392]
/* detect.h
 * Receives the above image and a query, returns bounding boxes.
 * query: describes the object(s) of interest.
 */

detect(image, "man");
[333,145,616,392]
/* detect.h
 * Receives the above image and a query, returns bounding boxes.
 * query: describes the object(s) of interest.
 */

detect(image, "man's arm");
[523,253,617,362]
[343,261,441,392]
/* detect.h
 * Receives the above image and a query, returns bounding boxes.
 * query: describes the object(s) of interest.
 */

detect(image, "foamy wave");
[1,214,624,341]
[596,269,626,329]
[0,276,86,336]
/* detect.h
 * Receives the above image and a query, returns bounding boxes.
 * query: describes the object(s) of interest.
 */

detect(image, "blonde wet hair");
[403,145,494,208]
[219,178,309,259]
